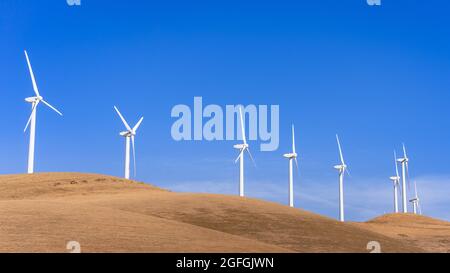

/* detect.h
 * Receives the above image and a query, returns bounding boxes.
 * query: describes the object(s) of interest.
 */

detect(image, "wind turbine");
[334,134,349,222]
[396,144,409,213]
[283,125,298,208]
[233,107,254,197]
[409,181,421,215]
[23,50,63,174]
[389,151,401,213]
[114,106,144,180]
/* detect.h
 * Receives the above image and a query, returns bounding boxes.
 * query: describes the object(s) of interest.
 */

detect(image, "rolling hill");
[353,214,450,253]
[0,173,447,253]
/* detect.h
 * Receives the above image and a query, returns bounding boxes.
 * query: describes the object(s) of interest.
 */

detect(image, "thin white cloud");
[168,174,450,222]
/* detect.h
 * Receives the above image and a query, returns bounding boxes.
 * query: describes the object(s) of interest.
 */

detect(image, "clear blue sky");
[1,0,449,221]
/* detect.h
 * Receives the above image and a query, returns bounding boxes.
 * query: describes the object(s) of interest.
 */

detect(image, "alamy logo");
[66,241,81,253]
[171,97,280,152]
[67,0,81,6]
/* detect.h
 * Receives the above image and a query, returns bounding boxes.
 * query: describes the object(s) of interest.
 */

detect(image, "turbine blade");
[133,117,144,133]
[414,181,418,199]
[403,143,408,159]
[294,157,299,173]
[292,124,296,154]
[246,148,256,167]
[235,150,243,163]
[336,134,345,165]
[239,106,247,145]
[114,106,132,131]
[24,101,39,132]
[345,167,351,177]
[406,162,411,191]
[41,100,63,116]
[394,150,399,177]
[24,50,40,97]
[131,136,136,177]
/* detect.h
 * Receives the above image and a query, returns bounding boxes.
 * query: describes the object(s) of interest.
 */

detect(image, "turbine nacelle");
[25,96,43,103]
[334,164,347,172]
[233,143,249,150]
[389,176,400,182]
[283,152,297,159]
[397,157,408,163]
[120,131,135,137]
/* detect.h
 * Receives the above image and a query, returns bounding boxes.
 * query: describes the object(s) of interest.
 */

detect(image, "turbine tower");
[23,50,63,174]
[409,181,421,215]
[397,144,409,213]
[334,134,349,222]
[114,106,144,180]
[283,125,298,208]
[389,150,401,213]
[233,107,254,197]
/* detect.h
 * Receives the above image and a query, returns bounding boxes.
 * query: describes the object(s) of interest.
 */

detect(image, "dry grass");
[0,173,447,253]
[352,214,450,253]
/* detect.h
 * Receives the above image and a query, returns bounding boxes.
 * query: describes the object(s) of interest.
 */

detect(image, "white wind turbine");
[397,144,410,213]
[23,50,63,174]
[283,125,298,208]
[334,134,349,222]
[114,106,144,180]
[409,181,422,215]
[233,107,255,197]
[389,150,401,213]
